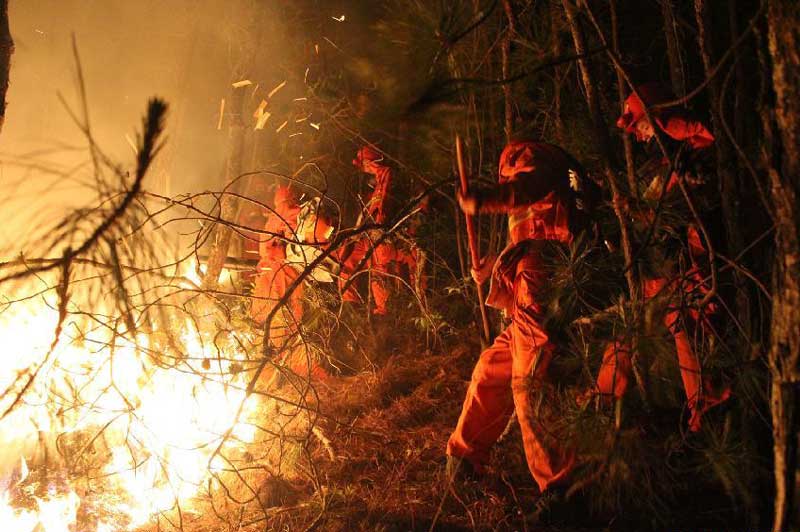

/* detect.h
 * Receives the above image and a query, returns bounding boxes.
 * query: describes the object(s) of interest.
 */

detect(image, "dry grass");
[231,326,597,532]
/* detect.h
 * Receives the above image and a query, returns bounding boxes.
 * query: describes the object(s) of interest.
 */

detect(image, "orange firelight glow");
[0,263,262,531]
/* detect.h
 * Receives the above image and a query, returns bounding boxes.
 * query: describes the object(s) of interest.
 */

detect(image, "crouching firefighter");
[588,83,730,432]
[446,140,600,497]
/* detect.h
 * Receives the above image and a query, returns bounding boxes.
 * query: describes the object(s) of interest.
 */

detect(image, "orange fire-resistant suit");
[447,141,596,493]
[339,145,397,315]
[252,185,333,381]
[593,84,730,432]
[252,184,303,336]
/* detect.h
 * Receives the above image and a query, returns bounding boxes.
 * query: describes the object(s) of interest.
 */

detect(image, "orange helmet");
[498,141,537,183]
[353,144,383,170]
[273,184,300,210]
[616,83,673,133]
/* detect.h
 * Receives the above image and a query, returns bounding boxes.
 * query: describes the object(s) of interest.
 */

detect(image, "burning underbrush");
[0,255,538,532]
[0,274,325,531]
[0,255,506,532]
[0,99,324,531]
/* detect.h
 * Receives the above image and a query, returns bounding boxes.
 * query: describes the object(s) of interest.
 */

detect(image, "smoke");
[0,0,269,250]
[0,0,443,257]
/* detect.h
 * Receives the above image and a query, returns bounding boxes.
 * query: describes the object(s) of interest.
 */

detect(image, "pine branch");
[0,99,167,286]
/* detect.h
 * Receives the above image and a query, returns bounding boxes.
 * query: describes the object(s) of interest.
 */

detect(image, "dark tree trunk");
[500,0,516,142]
[694,0,741,250]
[694,0,751,335]
[728,0,746,144]
[561,0,613,160]
[561,0,636,291]
[765,1,800,530]
[0,0,13,133]
[550,2,565,144]
[661,0,685,97]
[562,0,646,400]
[202,86,246,290]
[610,0,636,194]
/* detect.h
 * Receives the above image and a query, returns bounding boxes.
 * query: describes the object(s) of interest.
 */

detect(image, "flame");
[180,260,234,288]
[0,262,262,530]
[34,491,81,532]
[0,450,86,532]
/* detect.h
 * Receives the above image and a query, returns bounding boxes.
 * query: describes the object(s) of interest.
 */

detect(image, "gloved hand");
[470,255,495,285]
[457,188,480,216]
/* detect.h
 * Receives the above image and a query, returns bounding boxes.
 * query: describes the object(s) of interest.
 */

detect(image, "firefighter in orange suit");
[252,184,334,382]
[251,184,303,338]
[338,145,397,315]
[591,83,729,432]
[392,194,429,300]
[447,141,599,494]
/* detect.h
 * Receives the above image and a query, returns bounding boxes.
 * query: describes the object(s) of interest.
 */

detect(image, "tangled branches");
[0,98,330,530]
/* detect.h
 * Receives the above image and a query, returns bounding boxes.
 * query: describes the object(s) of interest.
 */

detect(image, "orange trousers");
[338,237,394,315]
[447,260,574,493]
[393,242,426,295]
[252,259,330,384]
[594,275,729,431]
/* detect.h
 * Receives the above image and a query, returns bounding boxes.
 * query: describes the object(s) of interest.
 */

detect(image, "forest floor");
[237,311,604,532]
[147,284,768,532]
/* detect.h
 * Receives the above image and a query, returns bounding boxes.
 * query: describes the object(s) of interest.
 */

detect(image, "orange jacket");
[617,83,715,149]
[354,145,393,225]
[477,141,597,310]
[259,185,301,262]
[476,141,595,245]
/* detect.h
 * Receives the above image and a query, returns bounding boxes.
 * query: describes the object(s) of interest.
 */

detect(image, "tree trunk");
[560,0,613,160]
[202,87,247,290]
[203,0,267,290]
[610,0,636,194]
[765,1,800,530]
[0,0,13,134]
[562,0,646,401]
[695,0,740,250]
[550,2,565,144]
[500,0,516,142]
[561,0,635,293]
[728,0,746,144]
[694,0,751,335]
[661,0,685,97]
